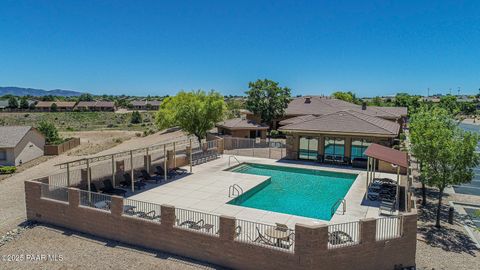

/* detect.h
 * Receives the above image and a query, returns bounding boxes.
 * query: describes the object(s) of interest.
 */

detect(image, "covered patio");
[364,143,410,213]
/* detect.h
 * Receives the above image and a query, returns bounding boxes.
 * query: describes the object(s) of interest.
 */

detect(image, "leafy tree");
[439,95,459,115]
[41,95,55,101]
[19,96,29,109]
[225,98,244,118]
[460,102,477,115]
[130,111,142,124]
[78,93,94,102]
[8,96,18,109]
[395,93,420,113]
[332,91,354,103]
[410,107,479,227]
[38,121,62,144]
[371,96,383,106]
[50,103,58,112]
[245,79,291,127]
[155,90,225,144]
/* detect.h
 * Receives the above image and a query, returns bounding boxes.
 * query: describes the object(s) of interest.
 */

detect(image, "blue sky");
[1,1,479,97]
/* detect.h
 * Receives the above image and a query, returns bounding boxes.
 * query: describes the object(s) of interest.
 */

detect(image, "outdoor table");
[123,205,136,214]
[265,228,290,246]
[94,200,110,210]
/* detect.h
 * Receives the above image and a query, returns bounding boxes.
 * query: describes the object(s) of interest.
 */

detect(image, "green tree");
[439,95,459,115]
[225,98,244,118]
[38,121,61,144]
[130,111,142,124]
[410,107,479,227]
[41,95,55,101]
[395,93,420,113]
[20,96,29,109]
[245,79,291,127]
[78,93,94,101]
[371,96,383,106]
[332,91,353,103]
[8,96,18,109]
[155,90,225,144]
[50,103,58,112]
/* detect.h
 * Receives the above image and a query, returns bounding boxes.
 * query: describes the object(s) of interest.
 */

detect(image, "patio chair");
[140,169,159,184]
[379,199,396,214]
[171,167,188,175]
[251,227,276,247]
[120,173,146,190]
[155,166,176,179]
[138,210,161,221]
[101,179,127,197]
[328,231,354,245]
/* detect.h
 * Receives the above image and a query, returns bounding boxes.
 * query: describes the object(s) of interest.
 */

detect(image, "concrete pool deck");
[127,155,401,227]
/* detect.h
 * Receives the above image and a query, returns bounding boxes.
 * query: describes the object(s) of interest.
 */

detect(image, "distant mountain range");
[0,86,86,97]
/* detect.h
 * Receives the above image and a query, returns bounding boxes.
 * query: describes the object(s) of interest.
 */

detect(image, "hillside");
[0,86,85,97]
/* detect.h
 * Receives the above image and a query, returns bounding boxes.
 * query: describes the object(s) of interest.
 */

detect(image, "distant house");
[75,101,116,111]
[0,126,45,166]
[216,110,268,139]
[0,100,8,111]
[35,101,76,112]
[130,100,161,110]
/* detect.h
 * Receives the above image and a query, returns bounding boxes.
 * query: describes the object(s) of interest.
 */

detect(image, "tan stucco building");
[0,126,45,166]
[216,110,268,139]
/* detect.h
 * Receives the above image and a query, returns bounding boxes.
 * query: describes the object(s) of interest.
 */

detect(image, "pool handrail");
[331,198,346,217]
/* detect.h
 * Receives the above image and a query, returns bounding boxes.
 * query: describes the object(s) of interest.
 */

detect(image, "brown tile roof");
[278,110,400,137]
[75,101,115,109]
[285,96,407,119]
[216,118,268,130]
[130,100,147,106]
[146,100,161,106]
[364,143,408,168]
[36,101,76,108]
[279,114,318,126]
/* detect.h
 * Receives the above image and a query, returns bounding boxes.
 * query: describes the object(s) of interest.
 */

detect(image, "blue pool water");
[227,163,357,220]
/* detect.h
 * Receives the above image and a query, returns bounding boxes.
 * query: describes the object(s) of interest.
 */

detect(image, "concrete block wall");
[25,180,416,270]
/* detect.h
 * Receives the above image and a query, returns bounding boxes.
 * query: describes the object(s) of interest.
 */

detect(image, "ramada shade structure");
[363,143,409,210]
[364,143,408,168]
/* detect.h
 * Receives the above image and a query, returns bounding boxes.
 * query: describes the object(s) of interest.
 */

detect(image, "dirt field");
[0,225,221,270]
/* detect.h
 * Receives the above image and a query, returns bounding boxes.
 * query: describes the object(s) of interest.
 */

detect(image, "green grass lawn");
[0,111,158,132]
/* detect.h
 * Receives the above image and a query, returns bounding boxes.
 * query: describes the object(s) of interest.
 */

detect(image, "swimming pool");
[227,163,357,220]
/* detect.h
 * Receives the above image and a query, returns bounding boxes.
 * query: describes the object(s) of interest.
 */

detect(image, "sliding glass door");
[351,139,372,160]
[299,137,318,160]
[324,137,345,158]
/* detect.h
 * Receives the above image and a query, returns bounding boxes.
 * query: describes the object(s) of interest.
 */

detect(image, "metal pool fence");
[123,198,161,222]
[376,216,403,241]
[40,183,69,202]
[78,190,112,211]
[235,219,295,252]
[223,137,287,160]
[327,221,360,249]
[174,208,220,236]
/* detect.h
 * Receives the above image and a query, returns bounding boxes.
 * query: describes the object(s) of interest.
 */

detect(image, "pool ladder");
[229,184,244,198]
[331,198,346,216]
[228,155,241,167]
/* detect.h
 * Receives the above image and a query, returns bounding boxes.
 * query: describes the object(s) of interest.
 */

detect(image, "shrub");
[38,121,62,144]
[131,111,142,124]
[0,166,16,174]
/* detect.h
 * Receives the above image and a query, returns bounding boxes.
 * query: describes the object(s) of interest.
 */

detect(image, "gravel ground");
[413,183,480,269]
[0,225,222,270]
[0,129,187,235]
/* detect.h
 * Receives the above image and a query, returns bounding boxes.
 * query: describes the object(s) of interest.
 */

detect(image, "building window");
[0,150,6,160]
[299,136,318,160]
[324,137,345,158]
[351,139,372,160]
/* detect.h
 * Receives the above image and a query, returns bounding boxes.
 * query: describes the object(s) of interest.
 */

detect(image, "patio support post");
[146,148,150,173]
[66,163,71,187]
[189,139,192,173]
[111,155,115,187]
[164,145,167,180]
[372,158,376,179]
[366,157,370,199]
[86,159,91,192]
[252,138,255,157]
[173,142,176,168]
[269,145,271,159]
[130,150,134,192]
[396,166,400,210]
